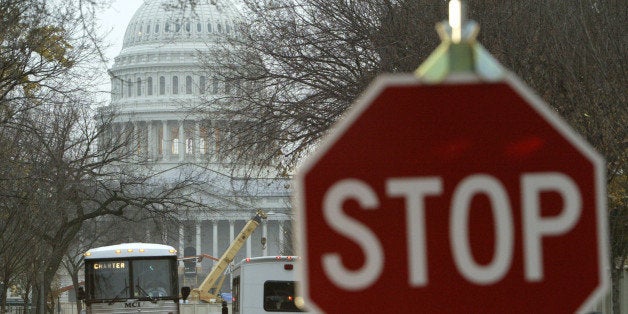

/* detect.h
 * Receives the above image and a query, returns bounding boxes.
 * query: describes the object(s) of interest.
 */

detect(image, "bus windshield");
[132,259,176,298]
[86,258,177,301]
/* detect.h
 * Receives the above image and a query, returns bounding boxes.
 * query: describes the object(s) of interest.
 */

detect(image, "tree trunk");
[70,272,82,314]
[1,285,8,314]
[22,284,30,314]
[611,264,625,314]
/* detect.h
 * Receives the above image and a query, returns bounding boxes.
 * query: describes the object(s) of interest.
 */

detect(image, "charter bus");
[81,243,180,314]
[231,256,305,313]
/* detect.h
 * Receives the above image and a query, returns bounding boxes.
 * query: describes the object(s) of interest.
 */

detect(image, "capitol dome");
[121,0,238,50]
[109,0,239,113]
[100,0,292,273]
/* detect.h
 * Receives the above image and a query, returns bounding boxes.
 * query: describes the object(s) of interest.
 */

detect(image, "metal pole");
[449,0,465,43]
[415,0,504,82]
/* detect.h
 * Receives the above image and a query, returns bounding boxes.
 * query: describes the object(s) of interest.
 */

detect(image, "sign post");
[295,1,608,313]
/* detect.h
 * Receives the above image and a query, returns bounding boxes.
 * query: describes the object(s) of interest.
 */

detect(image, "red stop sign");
[295,74,608,313]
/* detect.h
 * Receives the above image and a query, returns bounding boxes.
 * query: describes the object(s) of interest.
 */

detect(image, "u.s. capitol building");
[103,0,293,285]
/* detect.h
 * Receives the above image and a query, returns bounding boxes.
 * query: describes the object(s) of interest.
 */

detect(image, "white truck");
[230,256,306,313]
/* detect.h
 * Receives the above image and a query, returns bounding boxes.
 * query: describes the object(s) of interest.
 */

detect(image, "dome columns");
[147,121,156,159]
[178,121,185,162]
[162,120,171,161]
[111,119,217,163]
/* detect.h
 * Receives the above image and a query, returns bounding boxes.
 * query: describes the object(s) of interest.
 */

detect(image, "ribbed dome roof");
[122,0,238,49]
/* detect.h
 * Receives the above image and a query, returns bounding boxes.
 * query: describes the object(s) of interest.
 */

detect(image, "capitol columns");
[162,120,170,161]
[132,121,139,156]
[196,221,202,270]
[262,220,268,256]
[278,220,285,254]
[178,224,184,257]
[178,120,185,161]
[212,221,218,266]
[147,121,155,159]
[194,121,201,161]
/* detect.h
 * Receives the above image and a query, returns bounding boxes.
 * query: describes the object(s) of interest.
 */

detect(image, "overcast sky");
[98,0,145,66]
[92,0,144,99]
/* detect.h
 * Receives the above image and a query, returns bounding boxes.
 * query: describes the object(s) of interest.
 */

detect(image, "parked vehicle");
[81,243,180,314]
[230,256,305,313]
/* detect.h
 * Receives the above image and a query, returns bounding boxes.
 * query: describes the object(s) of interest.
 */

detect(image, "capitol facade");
[104,0,292,284]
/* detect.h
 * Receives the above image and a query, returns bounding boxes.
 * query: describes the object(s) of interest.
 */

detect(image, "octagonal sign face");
[295,74,608,313]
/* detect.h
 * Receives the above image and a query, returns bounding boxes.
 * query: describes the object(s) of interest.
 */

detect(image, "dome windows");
[115,74,231,99]
[172,76,179,95]
[147,77,153,96]
[117,78,124,99]
[199,76,206,94]
[212,77,219,94]
[186,76,193,94]
[159,76,166,95]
